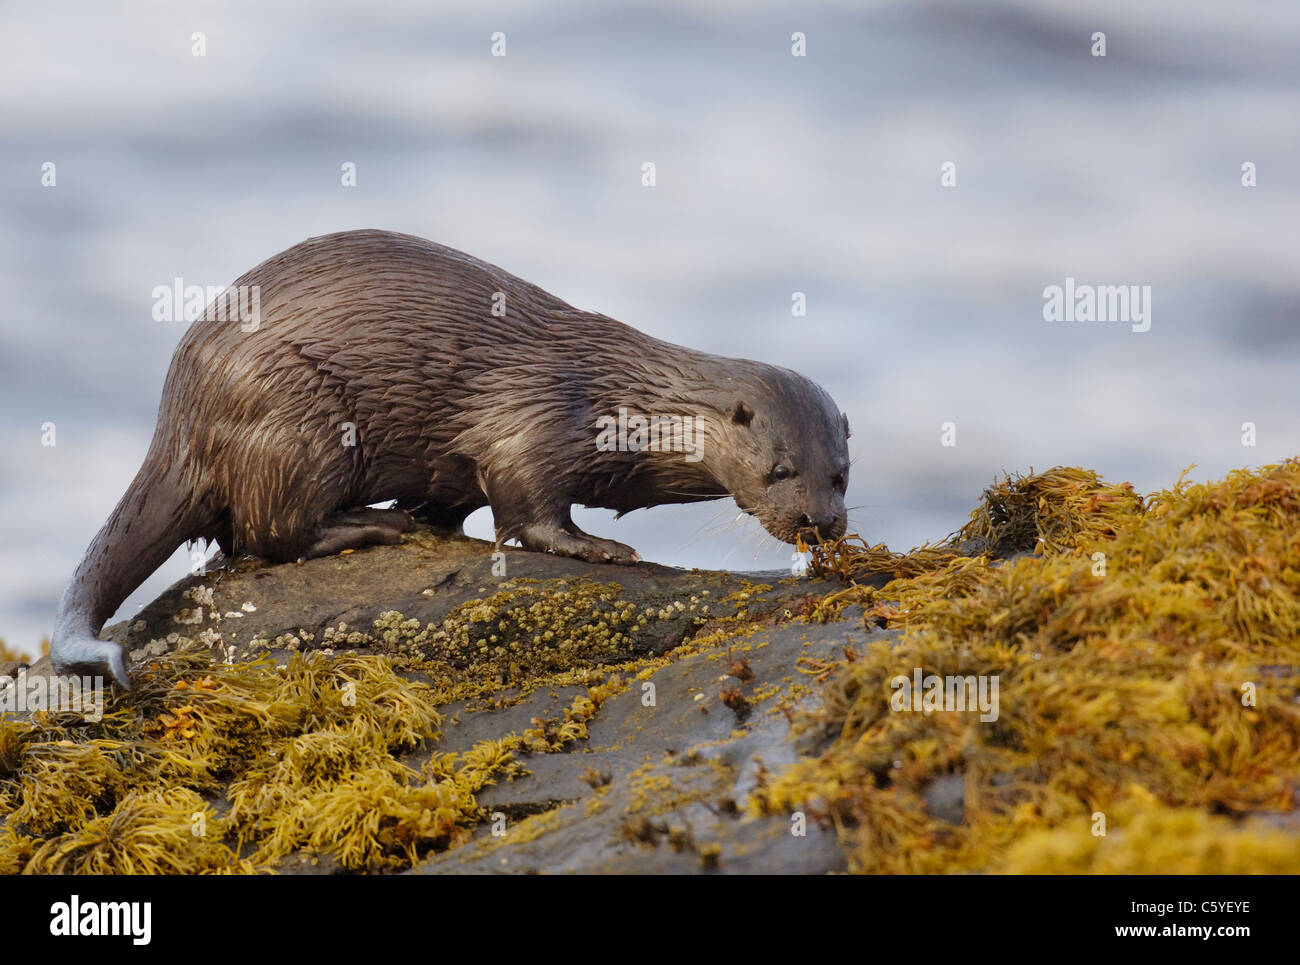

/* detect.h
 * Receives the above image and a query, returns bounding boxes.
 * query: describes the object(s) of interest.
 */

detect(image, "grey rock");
[923,774,966,825]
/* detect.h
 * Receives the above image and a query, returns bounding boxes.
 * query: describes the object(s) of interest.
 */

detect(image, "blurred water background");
[2,0,1298,654]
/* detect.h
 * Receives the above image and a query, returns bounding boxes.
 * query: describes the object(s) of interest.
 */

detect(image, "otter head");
[704,367,851,545]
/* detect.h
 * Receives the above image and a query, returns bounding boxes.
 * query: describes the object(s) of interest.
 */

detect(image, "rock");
[8,524,892,874]
[923,774,966,825]
[411,611,898,874]
[97,527,854,672]
[0,660,26,680]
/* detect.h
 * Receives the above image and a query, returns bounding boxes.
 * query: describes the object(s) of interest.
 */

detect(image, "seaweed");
[0,646,468,873]
[6,461,1296,874]
[0,616,674,872]
[1003,799,1300,874]
[756,461,1300,873]
[23,787,241,875]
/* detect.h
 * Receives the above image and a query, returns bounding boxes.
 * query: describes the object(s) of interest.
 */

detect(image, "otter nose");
[797,512,839,537]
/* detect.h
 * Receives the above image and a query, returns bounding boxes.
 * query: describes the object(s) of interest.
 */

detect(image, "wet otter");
[53,230,851,687]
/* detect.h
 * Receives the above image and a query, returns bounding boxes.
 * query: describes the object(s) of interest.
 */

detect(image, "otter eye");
[770,465,792,482]
[832,472,847,492]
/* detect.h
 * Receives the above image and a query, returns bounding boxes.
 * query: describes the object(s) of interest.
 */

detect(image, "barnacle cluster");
[372,578,714,678]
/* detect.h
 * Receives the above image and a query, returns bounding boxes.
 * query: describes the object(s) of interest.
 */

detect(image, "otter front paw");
[51,637,131,690]
[571,535,641,565]
[517,524,641,565]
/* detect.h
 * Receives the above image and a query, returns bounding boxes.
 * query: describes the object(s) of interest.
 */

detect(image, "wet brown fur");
[53,230,850,686]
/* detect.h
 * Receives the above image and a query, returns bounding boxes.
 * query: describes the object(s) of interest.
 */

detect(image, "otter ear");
[730,401,755,427]
[842,412,851,440]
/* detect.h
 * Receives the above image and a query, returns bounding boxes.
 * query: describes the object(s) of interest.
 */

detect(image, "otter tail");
[52,450,206,689]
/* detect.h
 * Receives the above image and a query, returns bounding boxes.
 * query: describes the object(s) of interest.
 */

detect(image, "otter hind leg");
[299,508,413,560]
[394,499,478,534]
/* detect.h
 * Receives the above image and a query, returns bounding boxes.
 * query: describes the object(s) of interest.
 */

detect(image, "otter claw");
[104,646,132,690]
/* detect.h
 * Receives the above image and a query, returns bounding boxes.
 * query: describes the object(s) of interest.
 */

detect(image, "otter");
[52,230,851,687]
